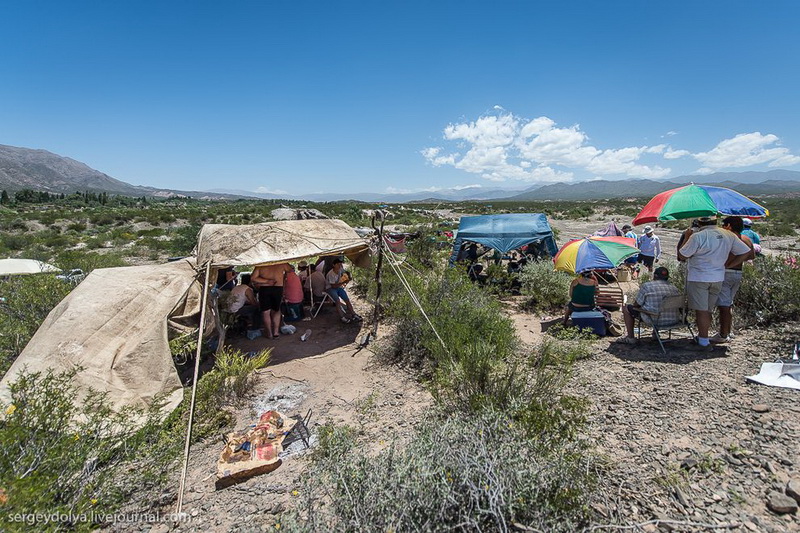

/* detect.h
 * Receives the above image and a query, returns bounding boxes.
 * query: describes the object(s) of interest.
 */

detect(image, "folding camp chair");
[636,294,695,354]
[311,291,333,318]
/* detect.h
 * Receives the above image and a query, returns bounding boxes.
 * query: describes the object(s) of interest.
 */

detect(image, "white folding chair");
[637,294,695,354]
[311,291,333,318]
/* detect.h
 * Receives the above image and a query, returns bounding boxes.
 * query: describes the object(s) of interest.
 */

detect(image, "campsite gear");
[632,184,769,225]
[195,219,371,269]
[449,213,558,266]
[300,329,311,342]
[0,259,203,422]
[553,236,639,275]
[635,294,695,354]
[570,311,607,336]
[216,410,297,489]
[0,258,60,276]
[593,221,625,237]
[280,324,296,335]
[746,363,800,390]
[246,329,262,340]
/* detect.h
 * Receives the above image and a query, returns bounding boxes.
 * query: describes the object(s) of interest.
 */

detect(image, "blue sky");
[2,1,799,194]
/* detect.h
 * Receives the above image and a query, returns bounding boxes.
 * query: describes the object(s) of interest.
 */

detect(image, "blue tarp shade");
[449,213,558,266]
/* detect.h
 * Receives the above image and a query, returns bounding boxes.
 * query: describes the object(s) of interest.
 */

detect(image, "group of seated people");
[217,256,363,339]
[563,266,682,340]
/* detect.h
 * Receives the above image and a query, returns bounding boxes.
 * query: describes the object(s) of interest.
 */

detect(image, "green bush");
[735,254,800,326]
[53,250,127,273]
[518,261,572,313]
[0,274,73,375]
[284,408,593,533]
[0,370,177,532]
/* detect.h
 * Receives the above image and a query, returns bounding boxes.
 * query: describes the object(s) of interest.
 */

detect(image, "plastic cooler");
[570,311,606,336]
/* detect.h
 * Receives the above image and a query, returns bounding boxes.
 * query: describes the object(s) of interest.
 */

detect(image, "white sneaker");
[709,333,729,344]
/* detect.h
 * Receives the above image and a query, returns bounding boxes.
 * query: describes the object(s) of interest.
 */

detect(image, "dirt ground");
[135,214,799,533]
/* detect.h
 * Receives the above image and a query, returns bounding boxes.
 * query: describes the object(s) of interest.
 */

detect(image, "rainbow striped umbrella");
[553,236,639,274]
[633,184,768,225]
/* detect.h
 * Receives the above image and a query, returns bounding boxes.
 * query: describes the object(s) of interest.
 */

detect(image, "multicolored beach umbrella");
[553,236,640,274]
[633,184,769,225]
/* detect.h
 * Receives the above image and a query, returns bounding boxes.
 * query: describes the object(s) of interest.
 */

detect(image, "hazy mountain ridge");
[2,143,799,202]
[0,144,244,200]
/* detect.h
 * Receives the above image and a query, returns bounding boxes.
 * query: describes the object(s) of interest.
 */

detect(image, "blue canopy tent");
[448,213,558,266]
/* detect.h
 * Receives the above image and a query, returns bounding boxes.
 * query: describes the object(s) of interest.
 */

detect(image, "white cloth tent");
[0,259,203,419]
[195,219,371,268]
[0,258,60,275]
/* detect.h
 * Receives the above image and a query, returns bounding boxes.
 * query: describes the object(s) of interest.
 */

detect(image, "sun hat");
[622,224,632,231]
[298,260,308,268]
[644,225,653,233]
[742,218,753,227]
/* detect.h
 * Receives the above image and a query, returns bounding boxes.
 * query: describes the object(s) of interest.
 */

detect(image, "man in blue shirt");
[741,218,761,246]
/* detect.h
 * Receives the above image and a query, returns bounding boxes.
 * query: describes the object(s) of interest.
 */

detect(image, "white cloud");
[663,147,691,159]
[423,111,670,183]
[664,131,678,137]
[693,132,800,171]
[255,187,289,195]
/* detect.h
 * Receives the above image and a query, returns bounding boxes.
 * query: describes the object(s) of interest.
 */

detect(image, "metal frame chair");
[636,294,695,354]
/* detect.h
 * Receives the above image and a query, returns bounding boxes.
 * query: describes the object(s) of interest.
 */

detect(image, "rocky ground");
[569,326,800,532]
[119,213,800,532]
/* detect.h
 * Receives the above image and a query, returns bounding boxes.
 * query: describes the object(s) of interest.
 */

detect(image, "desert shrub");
[53,250,127,273]
[0,274,73,375]
[0,347,272,531]
[519,261,572,313]
[0,233,31,252]
[284,407,593,533]
[183,347,271,439]
[0,370,177,532]
[378,268,517,378]
[735,254,800,326]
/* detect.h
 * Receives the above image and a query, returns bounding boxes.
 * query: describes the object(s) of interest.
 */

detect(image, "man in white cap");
[678,217,752,350]
[637,225,661,274]
[741,218,761,246]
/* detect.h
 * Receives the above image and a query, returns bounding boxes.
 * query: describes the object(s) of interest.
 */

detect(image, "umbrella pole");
[176,260,212,515]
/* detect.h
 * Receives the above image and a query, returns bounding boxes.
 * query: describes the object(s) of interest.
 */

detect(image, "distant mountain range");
[2,143,800,202]
[0,144,240,199]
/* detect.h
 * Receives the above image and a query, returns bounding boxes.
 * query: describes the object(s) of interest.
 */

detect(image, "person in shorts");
[678,217,751,349]
[712,216,755,343]
[251,262,291,339]
[325,258,362,323]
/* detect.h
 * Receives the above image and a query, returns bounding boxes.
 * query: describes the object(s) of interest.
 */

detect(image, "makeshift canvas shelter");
[449,213,558,265]
[0,258,60,275]
[0,259,204,420]
[195,219,371,268]
[593,221,624,237]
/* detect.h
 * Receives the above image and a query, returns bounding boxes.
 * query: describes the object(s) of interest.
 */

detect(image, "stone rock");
[752,404,770,413]
[680,458,698,470]
[766,491,798,514]
[787,479,800,504]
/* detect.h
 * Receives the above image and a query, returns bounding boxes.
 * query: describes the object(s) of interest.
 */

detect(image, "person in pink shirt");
[283,264,305,322]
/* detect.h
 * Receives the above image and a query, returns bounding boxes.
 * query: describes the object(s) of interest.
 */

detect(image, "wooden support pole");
[176,260,212,514]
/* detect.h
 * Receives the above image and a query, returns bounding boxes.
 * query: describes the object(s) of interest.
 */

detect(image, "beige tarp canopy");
[0,259,204,418]
[0,258,60,275]
[195,219,371,267]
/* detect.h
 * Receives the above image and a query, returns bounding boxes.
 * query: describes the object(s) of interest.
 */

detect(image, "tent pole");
[370,210,386,339]
[176,260,212,515]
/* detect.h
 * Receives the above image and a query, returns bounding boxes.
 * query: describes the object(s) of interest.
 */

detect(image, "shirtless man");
[251,262,291,339]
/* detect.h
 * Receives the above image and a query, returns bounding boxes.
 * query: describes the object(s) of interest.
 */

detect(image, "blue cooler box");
[570,311,606,336]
